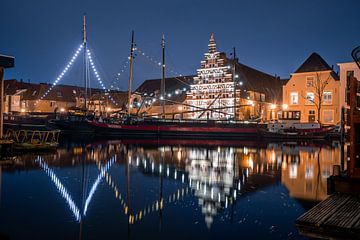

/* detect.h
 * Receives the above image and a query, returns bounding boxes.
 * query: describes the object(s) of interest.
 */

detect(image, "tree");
[303,72,331,124]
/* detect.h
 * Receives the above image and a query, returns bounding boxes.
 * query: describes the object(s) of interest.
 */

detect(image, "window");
[50,101,56,107]
[323,110,334,123]
[306,92,314,104]
[306,76,314,87]
[57,92,62,97]
[346,70,354,78]
[323,91,332,104]
[290,92,298,105]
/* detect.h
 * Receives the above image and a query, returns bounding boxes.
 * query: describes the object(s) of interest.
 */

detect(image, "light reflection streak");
[36,155,117,222]
[84,155,116,216]
[35,156,81,222]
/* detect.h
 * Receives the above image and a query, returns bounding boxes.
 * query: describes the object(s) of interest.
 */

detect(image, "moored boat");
[89,118,264,139]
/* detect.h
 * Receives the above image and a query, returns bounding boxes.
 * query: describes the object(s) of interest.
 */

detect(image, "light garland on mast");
[86,48,119,106]
[38,44,84,101]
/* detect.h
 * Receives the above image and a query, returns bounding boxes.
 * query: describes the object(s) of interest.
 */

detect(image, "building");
[282,53,340,124]
[3,79,111,113]
[337,61,360,110]
[186,33,282,121]
[135,76,194,118]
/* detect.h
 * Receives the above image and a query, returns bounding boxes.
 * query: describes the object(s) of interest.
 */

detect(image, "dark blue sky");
[1,0,360,90]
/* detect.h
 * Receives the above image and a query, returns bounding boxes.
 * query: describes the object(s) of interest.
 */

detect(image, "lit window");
[306,77,314,87]
[323,91,332,104]
[290,92,298,105]
[323,110,334,123]
[306,92,314,104]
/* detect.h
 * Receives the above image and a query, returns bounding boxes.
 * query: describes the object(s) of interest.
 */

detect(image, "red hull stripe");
[90,122,259,133]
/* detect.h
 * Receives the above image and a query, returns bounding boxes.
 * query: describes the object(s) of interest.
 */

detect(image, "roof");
[294,52,339,80]
[4,79,104,102]
[295,52,333,73]
[90,91,128,109]
[233,60,283,103]
[135,76,195,105]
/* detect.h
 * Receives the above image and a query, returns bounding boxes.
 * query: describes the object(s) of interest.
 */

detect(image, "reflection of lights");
[233,189,237,199]
[84,156,116,215]
[243,147,249,155]
[36,156,81,222]
[249,157,253,169]
[289,163,297,179]
[271,151,276,163]
[238,182,241,191]
[152,162,155,172]
[167,167,169,177]
[174,170,177,179]
[182,173,184,183]
[225,197,228,208]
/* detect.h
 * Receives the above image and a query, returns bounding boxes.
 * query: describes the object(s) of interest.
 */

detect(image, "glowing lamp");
[60,108,65,112]
[107,107,111,112]
[270,104,276,110]
[20,108,26,113]
[282,104,288,110]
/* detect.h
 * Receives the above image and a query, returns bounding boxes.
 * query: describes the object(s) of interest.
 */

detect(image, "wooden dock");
[296,193,360,239]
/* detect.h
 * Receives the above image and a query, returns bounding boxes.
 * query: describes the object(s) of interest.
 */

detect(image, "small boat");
[4,129,60,151]
[260,110,335,140]
[48,108,95,135]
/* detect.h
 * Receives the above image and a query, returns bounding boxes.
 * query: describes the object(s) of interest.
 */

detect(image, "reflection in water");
[0,140,343,239]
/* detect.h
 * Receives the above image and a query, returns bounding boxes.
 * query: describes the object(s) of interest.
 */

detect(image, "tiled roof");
[135,76,195,105]
[4,79,104,102]
[233,60,283,103]
[295,52,333,73]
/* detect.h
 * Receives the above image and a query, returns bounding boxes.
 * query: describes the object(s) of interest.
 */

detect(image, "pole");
[161,35,166,119]
[127,31,135,116]
[0,67,4,139]
[83,15,88,110]
[232,47,237,121]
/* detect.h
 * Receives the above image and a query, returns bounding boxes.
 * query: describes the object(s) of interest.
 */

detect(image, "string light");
[38,44,83,102]
[86,48,119,106]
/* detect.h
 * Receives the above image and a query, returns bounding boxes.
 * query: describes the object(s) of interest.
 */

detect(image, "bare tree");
[302,72,331,123]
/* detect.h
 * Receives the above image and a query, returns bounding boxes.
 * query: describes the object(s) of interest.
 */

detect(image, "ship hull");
[89,121,263,139]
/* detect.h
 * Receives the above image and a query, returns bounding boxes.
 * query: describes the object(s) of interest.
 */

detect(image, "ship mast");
[161,34,166,118]
[83,15,88,110]
[127,31,135,116]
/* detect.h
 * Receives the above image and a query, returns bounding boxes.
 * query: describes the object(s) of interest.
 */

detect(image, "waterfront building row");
[4,33,360,124]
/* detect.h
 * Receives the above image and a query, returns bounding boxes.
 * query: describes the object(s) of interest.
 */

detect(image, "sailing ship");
[88,33,267,139]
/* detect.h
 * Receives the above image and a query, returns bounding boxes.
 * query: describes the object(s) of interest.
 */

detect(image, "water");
[0,139,343,239]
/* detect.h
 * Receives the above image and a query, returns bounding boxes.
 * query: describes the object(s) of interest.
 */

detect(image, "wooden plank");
[324,195,360,228]
[297,194,351,226]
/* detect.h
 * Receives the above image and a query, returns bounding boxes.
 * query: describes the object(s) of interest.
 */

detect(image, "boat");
[4,129,60,151]
[89,118,264,139]
[260,110,335,140]
[48,109,95,135]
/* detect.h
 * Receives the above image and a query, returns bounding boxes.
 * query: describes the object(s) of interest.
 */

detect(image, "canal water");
[0,139,343,239]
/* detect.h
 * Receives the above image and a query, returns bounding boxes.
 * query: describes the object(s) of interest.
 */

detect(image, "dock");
[296,193,360,239]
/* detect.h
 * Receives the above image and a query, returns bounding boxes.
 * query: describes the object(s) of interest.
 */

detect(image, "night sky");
[1,0,360,90]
